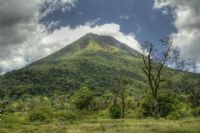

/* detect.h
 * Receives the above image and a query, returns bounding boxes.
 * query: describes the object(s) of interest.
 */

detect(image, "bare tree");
[141,37,184,119]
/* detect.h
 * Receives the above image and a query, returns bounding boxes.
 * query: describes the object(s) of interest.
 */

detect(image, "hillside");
[0,33,197,99]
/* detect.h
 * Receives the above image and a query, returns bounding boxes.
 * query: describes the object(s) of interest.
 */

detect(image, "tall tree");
[141,37,184,119]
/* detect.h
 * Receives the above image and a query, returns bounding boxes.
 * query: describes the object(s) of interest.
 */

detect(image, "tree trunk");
[113,90,119,106]
[121,95,125,119]
[154,99,159,119]
[121,80,126,119]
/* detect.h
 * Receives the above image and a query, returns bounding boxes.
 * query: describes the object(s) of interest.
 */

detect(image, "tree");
[110,79,120,106]
[70,87,94,110]
[109,72,128,119]
[119,72,129,119]
[109,78,121,119]
[141,37,184,119]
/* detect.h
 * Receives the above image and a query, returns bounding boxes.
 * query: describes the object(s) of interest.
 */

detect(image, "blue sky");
[42,0,175,44]
[0,0,200,73]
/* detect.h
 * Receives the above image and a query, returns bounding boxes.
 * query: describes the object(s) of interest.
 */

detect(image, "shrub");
[70,87,94,110]
[28,107,52,122]
[29,111,49,122]
[191,107,200,117]
[109,105,121,119]
[167,112,182,120]
[89,97,107,111]
[141,90,178,118]
[54,110,78,121]
[126,109,144,119]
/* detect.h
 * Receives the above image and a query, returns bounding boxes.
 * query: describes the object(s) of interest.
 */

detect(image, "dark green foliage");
[191,107,200,117]
[29,106,52,122]
[70,87,94,110]
[89,97,107,111]
[109,105,121,119]
[29,111,49,122]
[167,112,183,120]
[142,90,178,118]
[54,110,78,121]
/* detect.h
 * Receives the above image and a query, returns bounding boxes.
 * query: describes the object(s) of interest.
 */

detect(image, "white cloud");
[42,23,142,52]
[0,0,78,74]
[161,9,169,15]
[154,0,200,72]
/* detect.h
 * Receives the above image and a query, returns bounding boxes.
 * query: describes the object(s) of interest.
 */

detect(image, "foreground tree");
[141,37,184,119]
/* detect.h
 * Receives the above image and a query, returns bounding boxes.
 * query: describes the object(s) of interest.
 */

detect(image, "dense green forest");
[0,34,199,132]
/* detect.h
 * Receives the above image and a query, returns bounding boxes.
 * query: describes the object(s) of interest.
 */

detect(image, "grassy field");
[0,118,199,133]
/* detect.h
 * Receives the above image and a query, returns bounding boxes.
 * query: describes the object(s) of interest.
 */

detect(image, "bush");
[28,107,52,122]
[54,110,78,121]
[191,107,200,117]
[29,111,49,122]
[89,97,107,111]
[0,113,25,123]
[141,90,178,118]
[126,109,144,119]
[70,87,94,110]
[109,105,121,119]
[167,112,182,120]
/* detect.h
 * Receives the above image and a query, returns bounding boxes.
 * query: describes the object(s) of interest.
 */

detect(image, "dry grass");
[0,118,200,133]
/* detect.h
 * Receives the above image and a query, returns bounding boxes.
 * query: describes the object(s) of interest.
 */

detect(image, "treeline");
[0,85,199,123]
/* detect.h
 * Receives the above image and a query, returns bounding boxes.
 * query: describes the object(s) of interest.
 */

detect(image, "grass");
[0,118,199,133]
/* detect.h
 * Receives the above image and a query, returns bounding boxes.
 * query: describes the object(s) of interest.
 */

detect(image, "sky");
[0,0,200,74]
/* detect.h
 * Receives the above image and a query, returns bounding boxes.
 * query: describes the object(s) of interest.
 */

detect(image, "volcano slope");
[0,33,198,99]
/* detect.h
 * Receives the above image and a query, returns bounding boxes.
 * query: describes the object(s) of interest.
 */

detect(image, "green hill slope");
[0,33,198,99]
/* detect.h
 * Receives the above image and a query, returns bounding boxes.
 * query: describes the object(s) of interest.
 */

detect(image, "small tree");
[109,78,121,119]
[110,72,129,119]
[141,37,184,119]
[110,79,120,106]
[70,87,94,110]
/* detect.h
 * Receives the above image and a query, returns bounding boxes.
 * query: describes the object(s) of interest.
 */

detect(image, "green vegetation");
[0,33,199,132]
[109,105,121,119]
[0,117,199,133]
[70,87,94,110]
